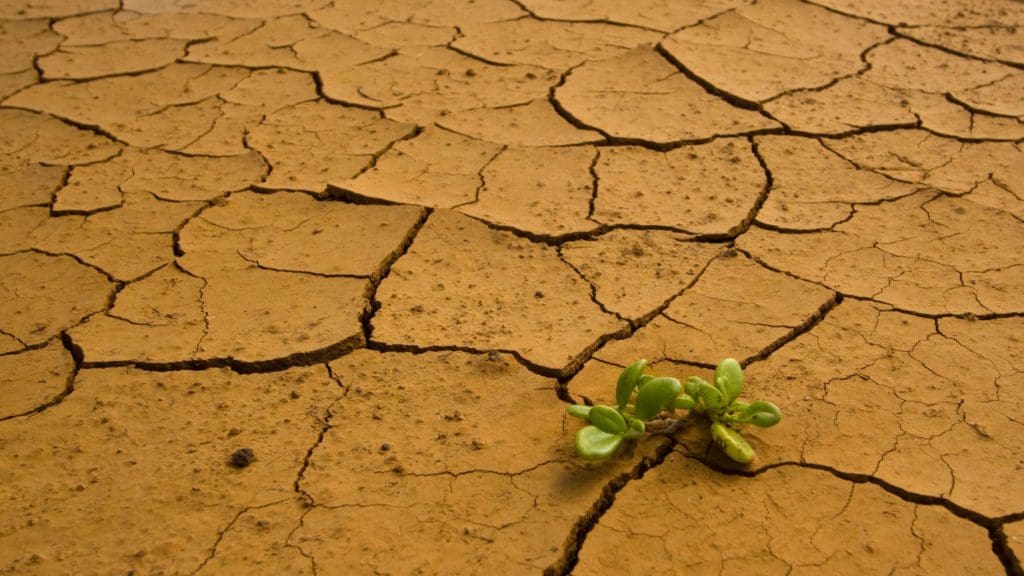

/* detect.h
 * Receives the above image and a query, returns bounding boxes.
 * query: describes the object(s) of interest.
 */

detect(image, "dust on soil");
[0,0,1022,574]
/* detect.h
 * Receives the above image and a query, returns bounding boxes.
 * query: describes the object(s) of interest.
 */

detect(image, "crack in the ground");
[70,333,367,374]
[543,438,677,575]
[684,453,1024,576]
[891,27,1024,72]
[547,247,729,383]
[653,42,765,114]
[585,146,600,220]
[187,498,292,576]
[0,331,81,422]
[555,245,631,325]
[735,246,1024,321]
[504,0,669,35]
[293,397,335,507]
[946,91,1024,121]
[359,206,432,341]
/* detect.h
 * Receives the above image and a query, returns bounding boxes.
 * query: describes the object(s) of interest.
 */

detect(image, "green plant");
[566,358,781,464]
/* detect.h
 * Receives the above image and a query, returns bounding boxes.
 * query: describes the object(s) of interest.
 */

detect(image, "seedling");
[567,358,781,465]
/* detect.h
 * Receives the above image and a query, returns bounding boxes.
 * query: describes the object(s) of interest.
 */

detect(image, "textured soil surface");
[1,0,1023,574]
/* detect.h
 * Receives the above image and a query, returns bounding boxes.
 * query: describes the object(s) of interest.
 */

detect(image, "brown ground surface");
[1,0,1022,574]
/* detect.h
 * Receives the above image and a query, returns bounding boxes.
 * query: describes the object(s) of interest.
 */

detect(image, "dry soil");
[1,0,1023,574]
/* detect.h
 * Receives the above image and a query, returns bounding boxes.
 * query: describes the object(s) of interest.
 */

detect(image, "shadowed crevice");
[543,438,677,575]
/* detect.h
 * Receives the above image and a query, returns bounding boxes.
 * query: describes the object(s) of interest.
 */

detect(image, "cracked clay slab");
[0,18,60,98]
[0,109,121,166]
[317,47,556,126]
[560,230,723,320]
[592,138,766,235]
[0,252,113,351]
[248,101,416,193]
[574,453,1003,574]
[724,299,1024,519]
[5,63,249,150]
[0,341,74,419]
[295,349,669,574]
[596,252,836,366]
[813,0,1024,27]
[754,135,921,231]
[437,99,605,147]
[39,38,186,80]
[740,188,1024,316]
[336,125,505,207]
[69,192,424,366]
[0,365,341,575]
[768,38,1024,139]
[457,145,602,239]
[372,210,627,375]
[518,0,750,32]
[662,0,889,103]
[555,47,779,144]
[452,18,662,70]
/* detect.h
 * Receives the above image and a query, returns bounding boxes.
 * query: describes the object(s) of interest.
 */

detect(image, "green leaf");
[698,381,726,413]
[574,425,624,460]
[710,422,755,465]
[616,359,648,410]
[714,358,744,403]
[567,405,592,420]
[589,405,628,435]
[672,393,695,410]
[634,376,682,420]
[623,417,646,440]
[638,374,656,389]
[738,400,782,428]
[722,400,749,422]
[683,376,705,400]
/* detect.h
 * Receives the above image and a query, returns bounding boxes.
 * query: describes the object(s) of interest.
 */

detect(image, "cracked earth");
[0,0,1022,574]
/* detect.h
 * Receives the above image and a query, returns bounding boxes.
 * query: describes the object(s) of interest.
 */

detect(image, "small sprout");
[565,358,782,466]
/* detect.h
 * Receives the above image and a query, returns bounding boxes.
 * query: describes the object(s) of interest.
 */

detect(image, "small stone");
[229,448,255,468]
[290,390,301,399]
[380,443,390,452]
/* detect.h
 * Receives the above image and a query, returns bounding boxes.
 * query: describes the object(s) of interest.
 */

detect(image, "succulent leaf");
[589,405,628,435]
[567,405,592,420]
[739,400,782,428]
[574,425,624,460]
[714,358,744,403]
[634,376,682,420]
[616,359,648,410]
[710,422,755,464]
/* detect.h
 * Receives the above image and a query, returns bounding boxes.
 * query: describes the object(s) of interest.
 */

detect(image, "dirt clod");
[228,448,255,469]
